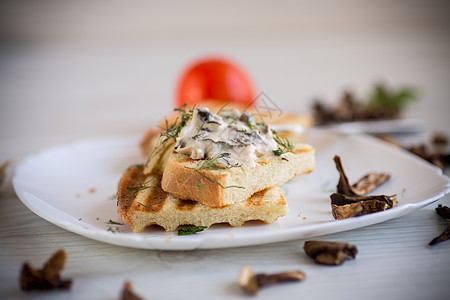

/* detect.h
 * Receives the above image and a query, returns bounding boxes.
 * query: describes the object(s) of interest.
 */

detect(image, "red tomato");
[176,58,255,108]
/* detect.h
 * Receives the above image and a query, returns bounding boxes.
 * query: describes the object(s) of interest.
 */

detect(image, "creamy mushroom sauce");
[174,107,280,167]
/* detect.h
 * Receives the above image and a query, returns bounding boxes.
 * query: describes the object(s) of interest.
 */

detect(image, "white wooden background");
[1,1,449,299]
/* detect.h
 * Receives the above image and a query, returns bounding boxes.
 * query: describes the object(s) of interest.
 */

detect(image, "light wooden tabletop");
[1,1,450,299]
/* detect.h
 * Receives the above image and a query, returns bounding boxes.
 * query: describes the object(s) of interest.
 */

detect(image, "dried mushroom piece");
[238,265,305,295]
[429,204,450,246]
[331,202,365,220]
[312,84,417,125]
[20,249,72,291]
[331,193,397,220]
[429,226,450,246]
[303,241,358,265]
[121,281,145,300]
[435,204,450,219]
[331,155,396,220]
[331,193,397,208]
[334,155,390,196]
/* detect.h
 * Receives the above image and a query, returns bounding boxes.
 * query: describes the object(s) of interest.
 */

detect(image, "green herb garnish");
[146,104,196,166]
[178,226,207,236]
[272,130,294,156]
[107,226,122,233]
[127,180,156,196]
[106,219,124,225]
[216,101,234,115]
[192,122,207,140]
[184,153,244,193]
[256,122,266,126]
[273,147,284,156]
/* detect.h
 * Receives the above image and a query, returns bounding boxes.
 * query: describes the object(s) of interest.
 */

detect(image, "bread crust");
[161,144,315,207]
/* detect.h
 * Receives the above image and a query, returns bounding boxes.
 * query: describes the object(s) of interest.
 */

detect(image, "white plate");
[13,130,450,250]
[322,118,425,134]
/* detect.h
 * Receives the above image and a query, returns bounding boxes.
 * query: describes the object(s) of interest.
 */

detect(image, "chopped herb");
[146,104,196,166]
[273,147,284,156]
[271,130,293,156]
[178,226,207,236]
[217,101,234,115]
[136,202,150,209]
[256,122,266,126]
[247,122,254,130]
[107,226,121,233]
[127,180,156,196]
[184,153,245,193]
[192,122,207,140]
[106,219,124,225]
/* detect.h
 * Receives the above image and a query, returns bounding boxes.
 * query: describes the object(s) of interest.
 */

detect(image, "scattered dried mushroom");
[377,132,450,170]
[303,241,358,265]
[312,83,417,125]
[429,204,450,246]
[331,155,396,220]
[121,281,145,300]
[406,132,450,170]
[238,265,305,295]
[20,249,72,291]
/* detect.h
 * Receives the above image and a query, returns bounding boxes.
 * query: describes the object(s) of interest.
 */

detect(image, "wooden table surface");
[1,1,450,299]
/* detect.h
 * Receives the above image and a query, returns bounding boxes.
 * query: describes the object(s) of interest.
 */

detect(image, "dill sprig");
[272,130,294,156]
[178,226,207,236]
[184,153,244,193]
[146,104,196,166]
[160,104,196,145]
[192,122,207,140]
[216,101,234,115]
[127,180,156,196]
[105,219,124,225]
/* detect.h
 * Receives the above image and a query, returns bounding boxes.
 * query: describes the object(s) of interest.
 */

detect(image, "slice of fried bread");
[117,165,288,232]
[161,144,315,207]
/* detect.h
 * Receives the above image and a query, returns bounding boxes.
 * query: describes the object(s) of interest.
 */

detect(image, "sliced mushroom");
[334,155,390,196]
[303,241,358,265]
[238,265,305,295]
[121,281,145,300]
[20,249,72,291]
[429,205,450,246]
[331,193,397,220]
[331,193,397,208]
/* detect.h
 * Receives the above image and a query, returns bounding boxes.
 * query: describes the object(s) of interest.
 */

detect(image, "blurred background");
[1,0,450,157]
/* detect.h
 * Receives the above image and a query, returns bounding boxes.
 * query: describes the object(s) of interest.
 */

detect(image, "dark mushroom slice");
[332,202,365,220]
[333,155,390,196]
[303,241,358,265]
[435,204,450,219]
[331,193,397,220]
[429,224,450,246]
[238,265,305,295]
[121,281,145,300]
[20,249,72,291]
[331,193,397,209]
[429,205,450,246]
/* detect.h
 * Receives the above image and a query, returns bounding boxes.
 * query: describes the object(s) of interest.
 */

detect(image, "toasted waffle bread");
[117,165,288,232]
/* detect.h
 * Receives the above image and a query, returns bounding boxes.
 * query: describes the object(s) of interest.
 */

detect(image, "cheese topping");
[174,107,280,167]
